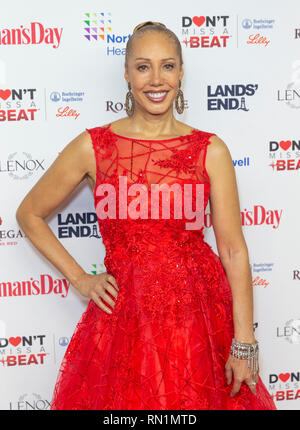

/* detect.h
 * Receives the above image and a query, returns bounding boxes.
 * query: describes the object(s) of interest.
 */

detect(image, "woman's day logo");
[0,22,63,48]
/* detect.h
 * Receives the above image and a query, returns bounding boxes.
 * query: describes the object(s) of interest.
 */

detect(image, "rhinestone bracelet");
[230,338,259,376]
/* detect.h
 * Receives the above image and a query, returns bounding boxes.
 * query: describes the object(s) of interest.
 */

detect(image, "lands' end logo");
[207,84,258,111]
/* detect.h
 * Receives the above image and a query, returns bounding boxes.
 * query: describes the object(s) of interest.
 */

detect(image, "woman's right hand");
[73,272,119,314]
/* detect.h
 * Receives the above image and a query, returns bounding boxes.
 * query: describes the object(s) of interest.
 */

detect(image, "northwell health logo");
[83,12,131,56]
[83,12,112,41]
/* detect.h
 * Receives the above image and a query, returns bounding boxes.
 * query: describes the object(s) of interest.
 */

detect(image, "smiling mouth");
[144,91,168,103]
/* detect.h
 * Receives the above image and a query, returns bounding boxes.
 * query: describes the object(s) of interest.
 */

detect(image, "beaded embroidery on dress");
[50,123,277,410]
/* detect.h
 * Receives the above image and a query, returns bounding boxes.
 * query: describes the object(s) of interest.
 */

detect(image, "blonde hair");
[125,21,183,68]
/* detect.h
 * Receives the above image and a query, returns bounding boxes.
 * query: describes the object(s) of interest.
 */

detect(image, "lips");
[144,91,168,103]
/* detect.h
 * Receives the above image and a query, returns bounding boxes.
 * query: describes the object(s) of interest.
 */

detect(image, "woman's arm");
[16,130,96,289]
[205,135,255,343]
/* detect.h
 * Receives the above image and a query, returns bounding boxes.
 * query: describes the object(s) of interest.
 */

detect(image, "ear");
[179,66,184,81]
[124,68,129,84]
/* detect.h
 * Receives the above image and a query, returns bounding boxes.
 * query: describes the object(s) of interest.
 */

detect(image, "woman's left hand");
[225,353,259,397]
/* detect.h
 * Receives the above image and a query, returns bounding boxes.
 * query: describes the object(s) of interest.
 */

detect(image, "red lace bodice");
[88,123,214,205]
[86,123,216,269]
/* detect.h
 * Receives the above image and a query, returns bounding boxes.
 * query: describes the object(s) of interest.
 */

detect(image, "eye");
[164,63,175,70]
[137,65,148,71]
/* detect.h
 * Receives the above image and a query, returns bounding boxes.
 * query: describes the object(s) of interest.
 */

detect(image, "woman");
[16,21,277,410]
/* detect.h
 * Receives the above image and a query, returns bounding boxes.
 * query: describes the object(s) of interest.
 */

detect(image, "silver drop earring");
[125,82,135,116]
[175,80,184,114]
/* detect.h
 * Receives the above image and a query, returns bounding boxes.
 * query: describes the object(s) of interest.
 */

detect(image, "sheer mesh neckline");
[106,122,199,142]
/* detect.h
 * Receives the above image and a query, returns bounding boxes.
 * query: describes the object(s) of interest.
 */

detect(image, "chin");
[143,103,172,115]
[145,108,169,116]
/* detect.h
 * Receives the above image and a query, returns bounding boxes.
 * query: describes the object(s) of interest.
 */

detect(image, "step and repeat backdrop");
[0,0,299,411]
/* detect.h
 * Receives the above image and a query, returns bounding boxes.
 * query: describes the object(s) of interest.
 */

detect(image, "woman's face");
[125,31,183,116]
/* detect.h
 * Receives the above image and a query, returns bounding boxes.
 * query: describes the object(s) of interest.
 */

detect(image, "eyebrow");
[134,57,176,61]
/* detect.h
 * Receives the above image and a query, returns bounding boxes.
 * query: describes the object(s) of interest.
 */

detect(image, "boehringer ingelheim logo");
[242,19,252,29]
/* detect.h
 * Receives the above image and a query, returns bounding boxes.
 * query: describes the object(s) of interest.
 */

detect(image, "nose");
[150,66,164,86]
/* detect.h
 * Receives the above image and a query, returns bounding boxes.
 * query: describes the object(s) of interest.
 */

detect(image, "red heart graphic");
[0,89,12,101]
[279,373,290,382]
[193,16,205,27]
[9,336,22,347]
[279,140,291,151]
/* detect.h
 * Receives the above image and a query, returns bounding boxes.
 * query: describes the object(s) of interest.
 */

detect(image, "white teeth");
[146,92,167,98]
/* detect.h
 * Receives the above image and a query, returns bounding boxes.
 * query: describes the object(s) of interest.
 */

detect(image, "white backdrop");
[0,0,299,410]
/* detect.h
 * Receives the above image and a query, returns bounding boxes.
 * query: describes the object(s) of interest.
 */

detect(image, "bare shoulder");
[78,123,110,161]
[205,134,233,178]
[56,129,100,179]
[207,134,231,157]
[65,129,93,158]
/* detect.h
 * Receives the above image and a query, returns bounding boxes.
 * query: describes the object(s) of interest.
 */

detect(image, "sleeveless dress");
[50,123,277,410]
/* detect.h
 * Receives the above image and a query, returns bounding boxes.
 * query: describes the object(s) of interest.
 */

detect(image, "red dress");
[50,123,277,410]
